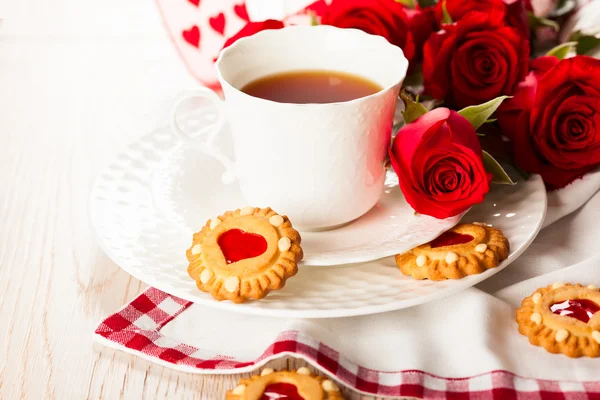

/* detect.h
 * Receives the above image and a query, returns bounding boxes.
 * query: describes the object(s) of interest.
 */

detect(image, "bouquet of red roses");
[222,0,600,219]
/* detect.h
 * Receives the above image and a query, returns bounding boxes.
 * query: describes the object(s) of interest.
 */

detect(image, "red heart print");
[218,229,268,264]
[429,231,473,248]
[550,299,600,323]
[182,25,201,48]
[209,13,226,35]
[188,0,200,7]
[233,3,249,22]
[261,383,304,400]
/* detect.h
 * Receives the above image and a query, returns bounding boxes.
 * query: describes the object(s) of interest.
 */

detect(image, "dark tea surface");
[240,70,382,104]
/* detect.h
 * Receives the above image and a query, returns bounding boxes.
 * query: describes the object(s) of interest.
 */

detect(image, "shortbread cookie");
[186,207,303,303]
[226,368,344,400]
[516,283,600,358]
[395,223,509,280]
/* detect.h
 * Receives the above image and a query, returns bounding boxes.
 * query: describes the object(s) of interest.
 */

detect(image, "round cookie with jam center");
[517,282,600,358]
[394,223,509,280]
[226,368,344,400]
[186,207,303,303]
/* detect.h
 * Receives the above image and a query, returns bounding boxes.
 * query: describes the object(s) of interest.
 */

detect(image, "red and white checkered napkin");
[95,285,600,399]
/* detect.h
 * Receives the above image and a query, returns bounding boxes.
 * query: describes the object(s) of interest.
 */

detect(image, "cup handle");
[170,87,236,184]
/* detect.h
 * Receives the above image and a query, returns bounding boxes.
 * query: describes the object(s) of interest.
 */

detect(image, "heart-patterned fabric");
[156,0,327,89]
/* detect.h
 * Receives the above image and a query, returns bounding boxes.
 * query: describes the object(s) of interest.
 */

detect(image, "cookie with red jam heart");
[517,283,600,358]
[226,368,344,400]
[186,207,303,303]
[394,223,509,280]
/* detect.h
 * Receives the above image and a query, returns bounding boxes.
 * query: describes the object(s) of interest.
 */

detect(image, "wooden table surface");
[0,2,390,398]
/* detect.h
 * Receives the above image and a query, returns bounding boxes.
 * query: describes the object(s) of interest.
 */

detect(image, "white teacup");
[171,25,408,230]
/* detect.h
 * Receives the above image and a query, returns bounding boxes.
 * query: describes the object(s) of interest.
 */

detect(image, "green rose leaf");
[400,91,428,125]
[545,41,576,60]
[418,0,437,7]
[528,13,559,31]
[570,32,600,55]
[482,151,517,185]
[441,0,453,24]
[395,0,416,8]
[457,96,511,131]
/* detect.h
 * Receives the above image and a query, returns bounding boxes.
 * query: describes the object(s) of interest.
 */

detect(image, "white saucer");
[90,121,547,318]
[151,140,463,266]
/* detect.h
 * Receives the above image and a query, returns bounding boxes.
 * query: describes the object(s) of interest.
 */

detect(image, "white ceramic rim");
[215,25,409,107]
[90,177,546,318]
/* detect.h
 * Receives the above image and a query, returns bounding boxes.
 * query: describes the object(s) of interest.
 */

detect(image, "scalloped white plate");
[90,117,547,318]
[148,112,463,266]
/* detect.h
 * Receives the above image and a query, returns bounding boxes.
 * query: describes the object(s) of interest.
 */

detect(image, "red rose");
[405,6,436,62]
[222,20,285,50]
[498,56,600,189]
[423,10,530,108]
[503,0,530,37]
[322,0,415,62]
[434,0,529,36]
[497,56,558,140]
[435,0,505,23]
[389,108,491,219]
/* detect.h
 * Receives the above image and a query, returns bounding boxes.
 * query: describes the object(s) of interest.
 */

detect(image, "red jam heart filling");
[550,299,600,323]
[260,383,304,400]
[217,229,267,264]
[430,231,474,248]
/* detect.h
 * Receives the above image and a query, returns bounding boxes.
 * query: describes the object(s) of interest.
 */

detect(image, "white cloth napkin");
[155,170,600,381]
[542,168,600,228]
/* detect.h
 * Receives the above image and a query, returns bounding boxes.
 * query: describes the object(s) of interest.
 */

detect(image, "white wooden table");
[0,2,384,398]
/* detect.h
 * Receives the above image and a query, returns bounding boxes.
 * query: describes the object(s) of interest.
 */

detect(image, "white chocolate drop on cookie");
[191,244,202,255]
[278,237,291,252]
[475,244,487,253]
[416,255,427,267]
[555,329,569,343]
[592,331,600,344]
[209,218,221,230]
[240,206,255,216]
[532,293,542,305]
[260,368,274,376]
[296,367,311,375]
[269,215,284,227]
[232,384,246,395]
[552,282,565,289]
[588,285,598,290]
[200,269,213,284]
[322,380,339,392]
[224,276,240,293]
[445,252,459,263]
[530,312,542,325]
